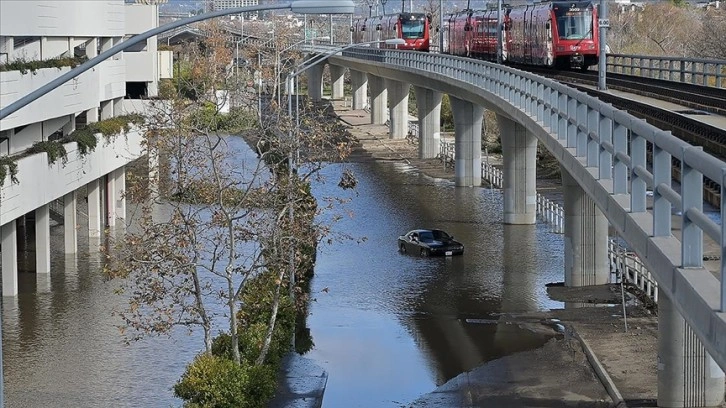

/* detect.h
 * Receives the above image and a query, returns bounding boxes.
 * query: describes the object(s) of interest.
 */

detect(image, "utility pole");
[496,0,503,64]
[598,0,609,90]
[439,0,444,53]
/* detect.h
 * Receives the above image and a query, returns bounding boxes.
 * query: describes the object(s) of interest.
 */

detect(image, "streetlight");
[284,38,404,349]
[0,0,356,120]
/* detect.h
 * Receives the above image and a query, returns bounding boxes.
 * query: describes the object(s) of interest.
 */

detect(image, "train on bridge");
[351,12,432,51]
[350,1,601,70]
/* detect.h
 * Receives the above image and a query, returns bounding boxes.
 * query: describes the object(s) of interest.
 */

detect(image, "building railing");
[606,53,726,89]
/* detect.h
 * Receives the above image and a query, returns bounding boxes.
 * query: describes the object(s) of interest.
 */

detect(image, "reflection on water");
[3,142,565,407]
[307,162,564,407]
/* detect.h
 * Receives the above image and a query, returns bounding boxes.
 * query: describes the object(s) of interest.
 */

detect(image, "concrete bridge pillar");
[329,65,345,100]
[306,63,325,102]
[658,294,725,407]
[367,74,387,125]
[497,114,537,225]
[386,79,409,139]
[351,70,368,110]
[561,166,609,286]
[35,204,51,274]
[64,191,77,254]
[1,219,18,296]
[450,96,483,187]
[413,86,442,159]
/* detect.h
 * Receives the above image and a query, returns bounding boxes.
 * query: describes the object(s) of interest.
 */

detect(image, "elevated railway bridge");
[2,6,726,406]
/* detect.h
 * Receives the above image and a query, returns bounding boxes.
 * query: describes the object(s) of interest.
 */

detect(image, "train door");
[525,5,534,64]
[544,9,554,66]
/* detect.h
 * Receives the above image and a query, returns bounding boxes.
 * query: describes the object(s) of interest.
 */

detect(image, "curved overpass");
[318,48,726,383]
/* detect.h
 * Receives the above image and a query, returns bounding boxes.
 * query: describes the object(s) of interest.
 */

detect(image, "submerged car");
[398,229,464,257]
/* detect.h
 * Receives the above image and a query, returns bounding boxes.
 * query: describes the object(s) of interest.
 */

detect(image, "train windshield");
[554,5,594,40]
[401,19,425,39]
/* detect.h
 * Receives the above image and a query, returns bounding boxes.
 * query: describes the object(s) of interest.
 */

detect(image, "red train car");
[352,12,431,51]
[444,1,599,70]
[508,1,599,69]
[443,8,509,60]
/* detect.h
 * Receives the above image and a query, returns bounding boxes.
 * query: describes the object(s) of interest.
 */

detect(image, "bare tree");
[107,19,357,368]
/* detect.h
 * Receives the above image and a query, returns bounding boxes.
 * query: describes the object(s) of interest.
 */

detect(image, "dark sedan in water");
[398,229,464,257]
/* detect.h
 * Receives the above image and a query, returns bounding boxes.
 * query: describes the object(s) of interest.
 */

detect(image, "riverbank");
[331,101,661,407]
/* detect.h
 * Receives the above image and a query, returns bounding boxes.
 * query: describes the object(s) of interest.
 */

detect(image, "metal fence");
[439,139,658,300]
[606,53,726,89]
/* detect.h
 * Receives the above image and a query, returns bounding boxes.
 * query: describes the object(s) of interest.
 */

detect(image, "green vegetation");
[0,156,19,187]
[0,114,145,184]
[0,56,87,74]
[28,140,68,165]
[188,104,257,133]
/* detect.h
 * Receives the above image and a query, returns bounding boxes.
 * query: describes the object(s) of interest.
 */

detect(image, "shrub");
[67,127,98,155]
[29,140,67,165]
[174,354,249,408]
[0,56,87,74]
[174,353,277,408]
[0,156,19,187]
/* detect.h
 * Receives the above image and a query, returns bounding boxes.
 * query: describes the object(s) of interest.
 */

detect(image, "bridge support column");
[498,114,537,224]
[35,204,51,274]
[386,79,409,139]
[351,70,367,110]
[561,166,609,286]
[87,178,102,238]
[64,191,77,254]
[658,294,725,407]
[329,65,345,100]
[1,220,18,296]
[413,86,442,159]
[450,97,483,187]
[367,74,387,125]
[306,63,325,102]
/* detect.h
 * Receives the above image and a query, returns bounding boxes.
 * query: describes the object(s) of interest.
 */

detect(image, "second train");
[350,1,601,70]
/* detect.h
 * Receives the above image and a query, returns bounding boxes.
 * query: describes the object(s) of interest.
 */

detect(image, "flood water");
[2,138,565,407]
[307,161,565,407]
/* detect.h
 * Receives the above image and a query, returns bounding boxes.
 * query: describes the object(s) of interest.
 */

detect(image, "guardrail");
[609,239,659,302]
[606,53,726,89]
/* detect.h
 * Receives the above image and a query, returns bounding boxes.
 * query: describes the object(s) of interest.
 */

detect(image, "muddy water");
[2,138,565,407]
[307,161,565,407]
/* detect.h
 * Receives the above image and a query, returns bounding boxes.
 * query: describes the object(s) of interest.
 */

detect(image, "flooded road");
[2,138,565,407]
[307,161,565,407]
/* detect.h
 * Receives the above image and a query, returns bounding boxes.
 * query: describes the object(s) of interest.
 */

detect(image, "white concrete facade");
[0,0,167,296]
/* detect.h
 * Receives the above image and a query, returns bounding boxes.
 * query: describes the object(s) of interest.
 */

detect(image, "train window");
[401,20,425,39]
[554,6,593,40]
